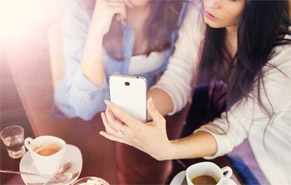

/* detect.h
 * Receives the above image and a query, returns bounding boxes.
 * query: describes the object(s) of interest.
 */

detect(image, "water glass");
[0,125,26,159]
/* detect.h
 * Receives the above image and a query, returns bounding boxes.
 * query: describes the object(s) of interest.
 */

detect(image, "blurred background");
[0,0,69,123]
[0,0,68,128]
[0,0,67,40]
[1,0,68,183]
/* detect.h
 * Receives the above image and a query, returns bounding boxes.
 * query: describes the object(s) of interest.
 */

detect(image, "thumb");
[147,97,165,124]
[123,0,134,8]
[120,7,127,24]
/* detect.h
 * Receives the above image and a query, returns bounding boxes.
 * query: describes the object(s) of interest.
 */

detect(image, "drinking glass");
[0,125,26,159]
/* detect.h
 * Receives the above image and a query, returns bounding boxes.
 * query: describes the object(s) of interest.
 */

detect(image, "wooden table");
[1,110,243,185]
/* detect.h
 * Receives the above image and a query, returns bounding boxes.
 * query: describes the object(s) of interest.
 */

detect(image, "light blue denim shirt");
[54,0,187,120]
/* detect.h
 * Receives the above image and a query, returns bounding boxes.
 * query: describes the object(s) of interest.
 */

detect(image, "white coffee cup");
[24,136,66,175]
[186,162,233,185]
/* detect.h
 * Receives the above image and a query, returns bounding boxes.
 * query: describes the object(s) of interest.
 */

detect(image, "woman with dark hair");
[100,0,291,183]
[54,0,186,120]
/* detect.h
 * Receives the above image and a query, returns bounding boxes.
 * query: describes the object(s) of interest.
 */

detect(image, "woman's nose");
[204,0,221,9]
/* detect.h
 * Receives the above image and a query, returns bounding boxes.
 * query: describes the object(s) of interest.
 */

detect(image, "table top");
[1,111,243,185]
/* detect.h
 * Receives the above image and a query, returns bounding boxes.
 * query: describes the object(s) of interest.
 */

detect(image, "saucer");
[20,144,82,185]
[169,170,237,185]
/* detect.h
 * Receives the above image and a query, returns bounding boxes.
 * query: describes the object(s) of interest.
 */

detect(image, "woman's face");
[203,0,245,29]
[128,0,150,7]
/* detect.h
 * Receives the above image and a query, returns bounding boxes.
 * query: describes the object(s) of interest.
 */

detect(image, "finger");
[106,0,123,2]
[105,107,120,132]
[98,0,123,7]
[123,0,134,8]
[116,14,122,22]
[108,2,126,20]
[101,112,113,133]
[110,6,126,22]
[147,97,165,124]
[105,108,130,136]
[99,131,128,144]
[101,113,127,138]
[104,100,143,128]
[101,112,120,136]
[115,118,131,136]
[118,6,126,23]
[106,1,125,7]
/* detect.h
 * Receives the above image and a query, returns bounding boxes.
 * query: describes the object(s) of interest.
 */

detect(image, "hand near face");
[92,0,133,36]
[100,98,172,161]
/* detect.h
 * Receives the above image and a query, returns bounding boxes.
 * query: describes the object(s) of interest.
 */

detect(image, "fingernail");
[104,100,109,105]
[148,97,154,106]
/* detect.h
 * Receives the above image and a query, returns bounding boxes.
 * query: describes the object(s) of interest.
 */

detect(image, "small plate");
[169,170,237,185]
[73,176,110,185]
[20,144,82,185]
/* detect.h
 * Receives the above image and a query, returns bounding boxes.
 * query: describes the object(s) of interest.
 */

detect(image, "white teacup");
[186,162,233,185]
[24,136,66,175]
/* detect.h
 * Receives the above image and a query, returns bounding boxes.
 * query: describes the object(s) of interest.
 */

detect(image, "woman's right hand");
[91,0,128,37]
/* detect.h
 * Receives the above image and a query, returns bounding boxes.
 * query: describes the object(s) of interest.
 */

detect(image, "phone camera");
[125,82,130,86]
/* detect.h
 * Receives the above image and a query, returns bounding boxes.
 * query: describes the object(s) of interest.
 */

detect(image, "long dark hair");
[103,0,184,61]
[199,0,291,118]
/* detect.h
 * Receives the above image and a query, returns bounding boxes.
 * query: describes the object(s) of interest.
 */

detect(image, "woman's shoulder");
[75,0,95,15]
[185,1,204,23]
[264,39,291,78]
[63,0,94,35]
[180,1,205,37]
[184,0,205,29]
[187,0,203,12]
[269,41,291,66]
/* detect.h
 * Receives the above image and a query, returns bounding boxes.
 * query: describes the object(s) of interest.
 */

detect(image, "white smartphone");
[109,75,147,122]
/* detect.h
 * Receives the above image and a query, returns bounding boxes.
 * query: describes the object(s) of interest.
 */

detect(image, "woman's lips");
[204,10,216,20]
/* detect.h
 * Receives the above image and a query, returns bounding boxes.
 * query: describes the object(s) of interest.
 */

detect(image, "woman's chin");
[204,21,219,29]
[204,17,224,29]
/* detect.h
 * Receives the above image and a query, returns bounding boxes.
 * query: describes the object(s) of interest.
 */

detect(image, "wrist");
[87,30,105,42]
[164,140,176,160]
[89,15,110,39]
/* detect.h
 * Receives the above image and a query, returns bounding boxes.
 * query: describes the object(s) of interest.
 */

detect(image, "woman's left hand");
[100,97,173,161]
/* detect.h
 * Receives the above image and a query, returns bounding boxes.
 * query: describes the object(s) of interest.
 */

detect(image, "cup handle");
[24,137,33,151]
[221,166,233,181]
